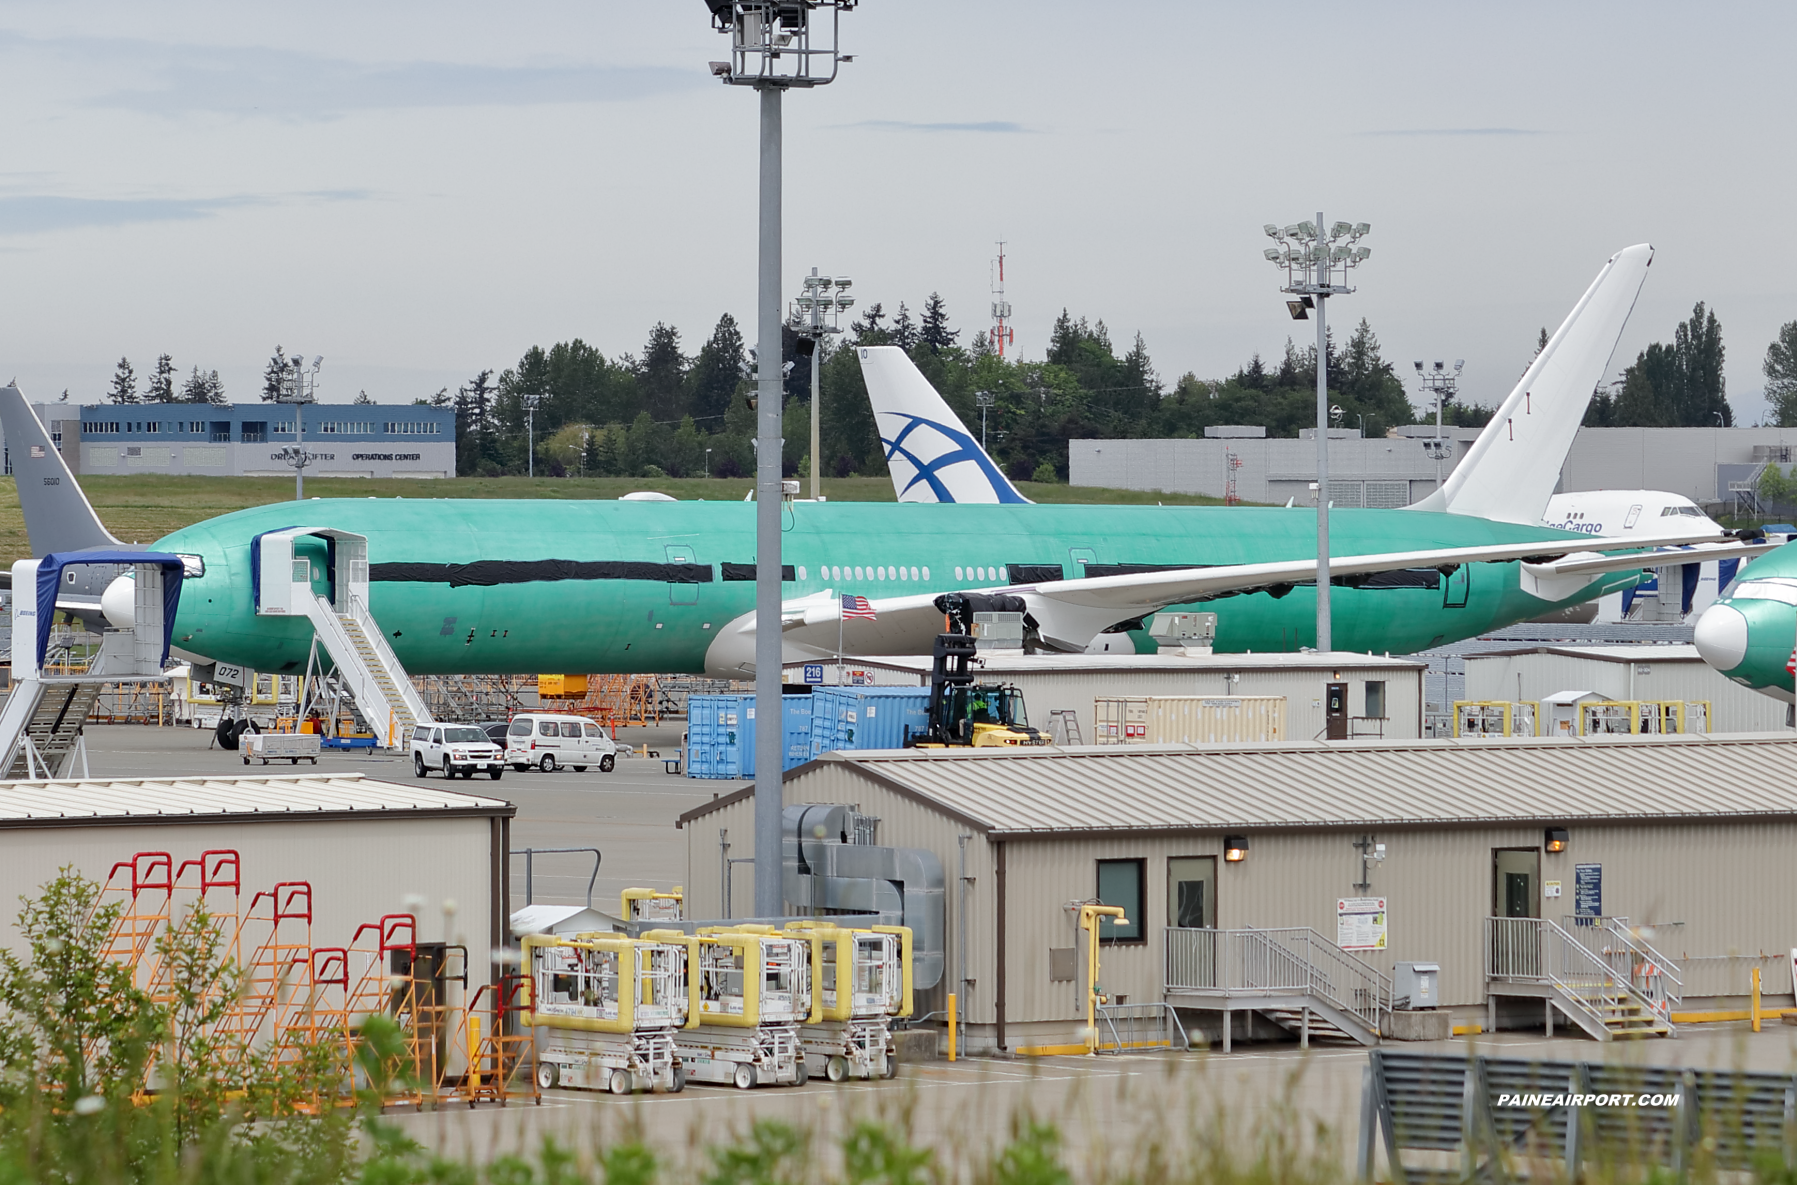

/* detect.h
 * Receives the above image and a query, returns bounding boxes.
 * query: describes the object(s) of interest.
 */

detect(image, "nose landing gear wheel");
[732,1063,756,1090]
[536,1062,560,1090]
[414,754,427,778]
[608,1069,632,1095]
[826,1056,848,1083]
[539,753,557,772]
[599,753,616,772]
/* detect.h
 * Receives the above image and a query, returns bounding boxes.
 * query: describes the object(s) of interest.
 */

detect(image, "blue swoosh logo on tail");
[880,413,1029,504]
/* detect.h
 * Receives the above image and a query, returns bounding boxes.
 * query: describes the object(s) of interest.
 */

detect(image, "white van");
[413,723,505,779]
[505,713,618,773]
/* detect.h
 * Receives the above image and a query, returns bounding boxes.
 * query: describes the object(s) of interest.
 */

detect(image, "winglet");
[857,345,1032,504]
[1409,244,1653,524]
[0,385,122,553]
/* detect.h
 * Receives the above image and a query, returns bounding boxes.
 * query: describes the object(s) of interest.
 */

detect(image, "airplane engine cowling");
[101,574,136,628]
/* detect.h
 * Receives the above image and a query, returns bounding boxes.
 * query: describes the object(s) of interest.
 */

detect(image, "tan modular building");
[1464,644,1790,734]
[0,773,514,993]
[784,651,1424,744]
[679,736,1797,1052]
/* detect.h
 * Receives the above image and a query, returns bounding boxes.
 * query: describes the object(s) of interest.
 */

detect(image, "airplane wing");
[772,530,1762,656]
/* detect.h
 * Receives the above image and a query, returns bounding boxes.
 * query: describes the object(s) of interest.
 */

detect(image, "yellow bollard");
[947,993,957,1062]
[1752,967,1762,1033]
[468,1015,483,1090]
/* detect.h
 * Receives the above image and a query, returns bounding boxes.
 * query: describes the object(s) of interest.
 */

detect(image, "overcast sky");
[1,1,1792,424]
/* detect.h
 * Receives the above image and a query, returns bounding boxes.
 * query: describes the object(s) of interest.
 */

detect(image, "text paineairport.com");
[1496,1093,1683,1107]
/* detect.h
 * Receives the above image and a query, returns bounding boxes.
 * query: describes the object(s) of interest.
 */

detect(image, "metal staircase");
[254,527,432,749]
[1164,926,1392,1051]
[1485,916,1677,1041]
[0,552,185,780]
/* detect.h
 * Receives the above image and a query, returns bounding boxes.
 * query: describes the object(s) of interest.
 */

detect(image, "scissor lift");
[787,922,912,1082]
[521,931,696,1094]
[679,926,810,1089]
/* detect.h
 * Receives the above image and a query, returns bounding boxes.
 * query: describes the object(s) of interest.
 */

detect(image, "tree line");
[104,355,225,405]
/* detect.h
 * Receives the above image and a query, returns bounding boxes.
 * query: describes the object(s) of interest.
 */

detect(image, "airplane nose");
[1692,602,1748,672]
[101,574,135,628]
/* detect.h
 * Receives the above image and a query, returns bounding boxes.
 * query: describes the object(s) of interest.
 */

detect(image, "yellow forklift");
[909,594,1044,748]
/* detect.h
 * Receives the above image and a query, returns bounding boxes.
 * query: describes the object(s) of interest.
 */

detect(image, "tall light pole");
[1413,359,1463,494]
[272,354,322,501]
[790,268,853,500]
[1263,216,1371,653]
[975,390,995,450]
[707,0,856,919]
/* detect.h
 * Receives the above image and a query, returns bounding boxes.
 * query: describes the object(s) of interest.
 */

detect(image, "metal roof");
[1470,644,1705,664]
[0,772,512,827]
[743,735,1797,836]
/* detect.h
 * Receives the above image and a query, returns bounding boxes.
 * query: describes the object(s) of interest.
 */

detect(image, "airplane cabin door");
[665,543,699,605]
[1068,547,1096,578]
[1443,564,1470,609]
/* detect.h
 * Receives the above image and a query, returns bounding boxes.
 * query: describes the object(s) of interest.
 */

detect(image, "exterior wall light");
[1545,828,1569,854]
[1223,836,1250,863]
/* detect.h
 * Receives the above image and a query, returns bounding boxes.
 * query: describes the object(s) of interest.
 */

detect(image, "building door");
[1168,856,1216,929]
[1325,682,1348,740]
[1492,849,1540,918]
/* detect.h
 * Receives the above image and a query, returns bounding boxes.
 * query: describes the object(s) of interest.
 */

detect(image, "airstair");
[1164,926,1392,1051]
[0,551,187,779]
[1485,916,1678,1040]
[254,528,432,749]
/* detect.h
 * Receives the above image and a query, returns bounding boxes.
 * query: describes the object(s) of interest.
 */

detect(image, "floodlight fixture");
[1264,247,1282,262]
[1413,360,1424,373]
[1454,359,1465,371]
[1353,222,1371,238]
[834,277,852,290]
[1330,220,1352,239]
[835,295,854,309]
[706,0,856,89]
[1286,300,1309,321]
[1263,223,1281,238]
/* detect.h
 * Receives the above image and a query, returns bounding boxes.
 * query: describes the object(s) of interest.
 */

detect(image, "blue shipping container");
[809,687,931,758]
[685,694,814,779]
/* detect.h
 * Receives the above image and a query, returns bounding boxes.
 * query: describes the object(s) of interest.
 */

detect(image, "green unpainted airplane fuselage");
[153,499,1637,676]
[1691,540,1797,700]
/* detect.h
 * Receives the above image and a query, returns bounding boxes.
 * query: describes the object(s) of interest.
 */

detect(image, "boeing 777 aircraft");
[0,246,1765,682]
[1693,540,1797,704]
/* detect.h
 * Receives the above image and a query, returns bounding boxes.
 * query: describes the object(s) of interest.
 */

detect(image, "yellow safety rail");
[1452,701,1539,737]
[620,886,684,921]
[872,924,915,1019]
[521,933,656,1034]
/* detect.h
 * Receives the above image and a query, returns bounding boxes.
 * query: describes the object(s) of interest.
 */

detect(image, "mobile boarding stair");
[1484,916,1678,1041]
[1164,926,1392,1051]
[254,528,432,750]
[0,552,188,779]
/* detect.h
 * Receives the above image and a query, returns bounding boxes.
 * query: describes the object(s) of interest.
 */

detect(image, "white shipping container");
[1094,695,1287,745]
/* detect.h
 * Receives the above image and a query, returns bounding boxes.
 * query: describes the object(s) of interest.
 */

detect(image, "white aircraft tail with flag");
[857,346,1032,504]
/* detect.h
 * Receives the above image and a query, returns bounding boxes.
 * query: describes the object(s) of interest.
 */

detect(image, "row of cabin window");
[794,564,1010,585]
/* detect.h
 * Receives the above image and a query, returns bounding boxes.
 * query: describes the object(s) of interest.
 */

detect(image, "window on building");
[272,421,294,434]
[210,422,231,442]
[241,422,267,444]
[1095,858,1145,943]
[1365,680,1387,719]
[145,422,160,434]
[1168,856,1216,929]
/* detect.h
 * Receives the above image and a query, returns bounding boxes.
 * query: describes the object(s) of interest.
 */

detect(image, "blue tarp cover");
[36,551,185,668]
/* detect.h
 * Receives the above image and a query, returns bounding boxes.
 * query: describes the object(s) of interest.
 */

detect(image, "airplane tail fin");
[0,384,122,553]
[857,345,1032,504]
[1408,244,1652,524]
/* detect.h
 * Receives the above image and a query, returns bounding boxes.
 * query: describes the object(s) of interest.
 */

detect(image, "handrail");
[1485,915,1674,1034]
[1165,926,1391,1034]
[1095,1001,1188,1054]
[1572,916,1683,1016]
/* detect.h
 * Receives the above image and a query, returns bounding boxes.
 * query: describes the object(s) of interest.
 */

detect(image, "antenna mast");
[990,242,1014,357]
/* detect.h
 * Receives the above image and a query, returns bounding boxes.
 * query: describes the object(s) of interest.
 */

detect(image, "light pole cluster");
[1262,216,1371,653]
[706,0,857,919]
[1413,359,1464,493]
[271,354,322,501]
[789,268,853,501]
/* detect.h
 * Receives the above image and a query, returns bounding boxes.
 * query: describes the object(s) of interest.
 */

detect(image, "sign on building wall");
[1574,864,1603,916]
[1336,897,1387,950]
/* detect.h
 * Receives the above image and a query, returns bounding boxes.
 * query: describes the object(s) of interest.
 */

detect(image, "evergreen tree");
[180,366,221,404]
[851,302,889,344]
[353,389,374,406]
[636,322,688,421]
[106,357,137,404]
[429,387,451,407]
[1764,320,1797,426]
[1674,300,1728,426]
[889,302,918,351]
[685,314,746,426]
[261,347,287,401]
[148,354,175,402]
[919,292,959,354]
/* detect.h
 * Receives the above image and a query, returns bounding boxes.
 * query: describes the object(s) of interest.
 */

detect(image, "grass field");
[0,473,1228,565]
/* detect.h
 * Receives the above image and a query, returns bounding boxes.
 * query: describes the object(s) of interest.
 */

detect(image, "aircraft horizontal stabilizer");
[1518,538,1777,602]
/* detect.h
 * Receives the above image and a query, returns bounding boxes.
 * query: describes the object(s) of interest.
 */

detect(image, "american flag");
[841,594,877,621]
[1788,647,1796,676]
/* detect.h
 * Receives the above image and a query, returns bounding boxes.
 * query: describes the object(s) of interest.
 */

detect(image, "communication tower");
[989,243,1014,357]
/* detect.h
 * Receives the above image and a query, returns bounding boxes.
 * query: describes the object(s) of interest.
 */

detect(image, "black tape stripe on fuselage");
[369,560,713,588]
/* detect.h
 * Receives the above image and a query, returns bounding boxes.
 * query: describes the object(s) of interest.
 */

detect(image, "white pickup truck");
[412,724,506,780]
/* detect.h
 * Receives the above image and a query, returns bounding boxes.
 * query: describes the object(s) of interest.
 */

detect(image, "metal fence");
[1094,1002,1188,1054]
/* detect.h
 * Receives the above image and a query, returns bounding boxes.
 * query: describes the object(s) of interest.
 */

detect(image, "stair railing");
[1485,916,1673,1035]
[1164,927,1390,1036]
